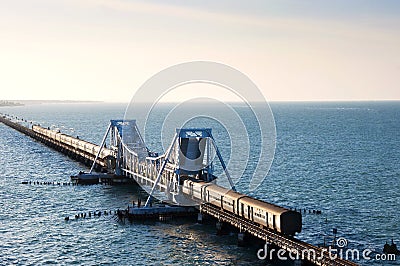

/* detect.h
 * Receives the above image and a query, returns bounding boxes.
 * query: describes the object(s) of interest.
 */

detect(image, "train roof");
[206,183,232,194]
[206,183,292,214]
[225,189,245,198]
[206,184,249,200]
[239,196,290,214]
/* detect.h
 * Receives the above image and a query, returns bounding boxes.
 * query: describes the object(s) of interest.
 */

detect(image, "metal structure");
[108,121,234,206]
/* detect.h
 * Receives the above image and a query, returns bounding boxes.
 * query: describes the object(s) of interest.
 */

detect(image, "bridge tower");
[109,119,147,176]
[145,128,236,206]
[99,121,235,206]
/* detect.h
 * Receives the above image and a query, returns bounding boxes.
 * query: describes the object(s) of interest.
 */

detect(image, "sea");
[0,101,399,265]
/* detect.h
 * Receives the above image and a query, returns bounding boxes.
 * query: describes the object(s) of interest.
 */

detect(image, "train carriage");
[205,183,229,208]
[222,190,245,214]
[185,180,302,236]
[238,196,301,235]
[183,180,213,203]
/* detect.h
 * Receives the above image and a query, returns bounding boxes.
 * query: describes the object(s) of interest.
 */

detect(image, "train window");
[273,215,276,229]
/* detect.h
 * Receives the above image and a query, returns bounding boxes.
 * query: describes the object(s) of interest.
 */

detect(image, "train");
[182,179,302,236]
[31,125,113,159]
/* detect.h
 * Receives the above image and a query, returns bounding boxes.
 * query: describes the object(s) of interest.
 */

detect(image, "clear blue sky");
[1,0,399,102]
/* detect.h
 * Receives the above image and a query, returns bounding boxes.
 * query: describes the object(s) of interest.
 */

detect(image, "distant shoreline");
[0,101,24,107]
[0,100,103,106]
[1,99,399,106]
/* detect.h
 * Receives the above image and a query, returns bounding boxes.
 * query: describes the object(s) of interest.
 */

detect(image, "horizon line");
[2,99,400,104]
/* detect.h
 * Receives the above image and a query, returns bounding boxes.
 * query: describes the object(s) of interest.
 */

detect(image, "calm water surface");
[0,102,399,265]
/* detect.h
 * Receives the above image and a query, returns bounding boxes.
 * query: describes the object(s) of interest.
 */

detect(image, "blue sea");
[0,101,399,265]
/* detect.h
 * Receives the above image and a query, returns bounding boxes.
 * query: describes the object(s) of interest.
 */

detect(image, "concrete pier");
[117,205,198,221]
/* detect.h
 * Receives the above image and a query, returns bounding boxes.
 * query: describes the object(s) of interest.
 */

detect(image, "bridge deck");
[0,115,114,169]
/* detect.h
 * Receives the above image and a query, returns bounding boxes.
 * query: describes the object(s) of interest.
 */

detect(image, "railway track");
[200,203,359,266]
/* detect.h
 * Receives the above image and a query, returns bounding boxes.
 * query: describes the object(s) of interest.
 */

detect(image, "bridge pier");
[237,232,247,247]
[197,213,203,224]
[216,220,229,235]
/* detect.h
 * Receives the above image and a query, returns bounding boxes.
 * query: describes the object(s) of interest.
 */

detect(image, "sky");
[0,0,399,102]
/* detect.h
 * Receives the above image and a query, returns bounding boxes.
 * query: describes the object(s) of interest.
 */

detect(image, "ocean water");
[0,101,399,265]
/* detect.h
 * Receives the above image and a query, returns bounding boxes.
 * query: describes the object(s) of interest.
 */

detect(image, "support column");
[197,213,203,224]
[237,232,247,247]
[216,220,227,235]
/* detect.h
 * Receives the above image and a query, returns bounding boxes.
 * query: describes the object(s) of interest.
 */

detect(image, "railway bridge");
[0,114,358,266]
